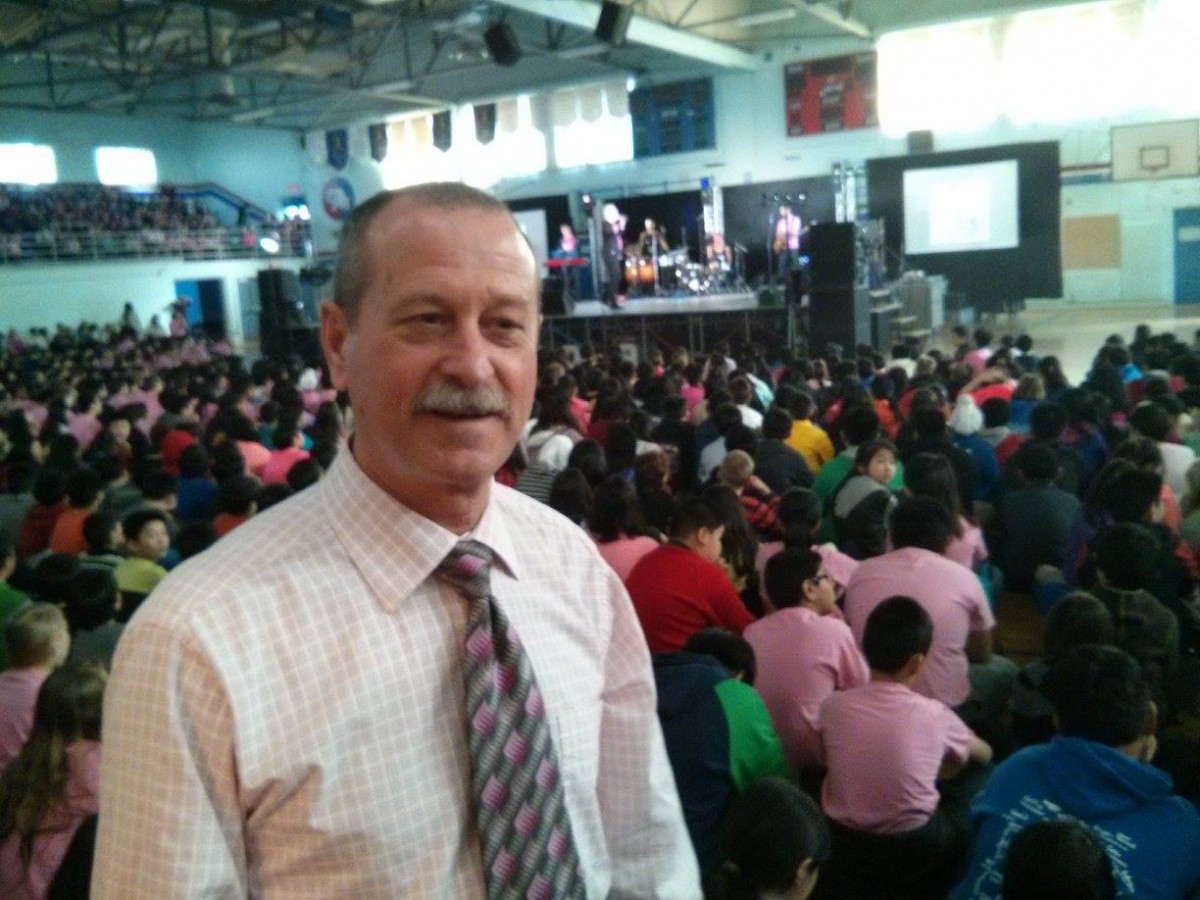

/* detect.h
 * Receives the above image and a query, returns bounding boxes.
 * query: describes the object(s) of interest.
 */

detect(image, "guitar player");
[773,203,808,279]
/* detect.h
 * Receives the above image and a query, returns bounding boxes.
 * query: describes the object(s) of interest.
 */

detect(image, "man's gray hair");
[332,182,515,323]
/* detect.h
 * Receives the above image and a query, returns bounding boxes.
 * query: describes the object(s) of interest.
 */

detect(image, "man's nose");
[439,324,497,384]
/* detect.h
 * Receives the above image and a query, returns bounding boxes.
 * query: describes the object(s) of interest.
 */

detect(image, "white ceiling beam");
[791,2,872,39]
[487,0,759,70]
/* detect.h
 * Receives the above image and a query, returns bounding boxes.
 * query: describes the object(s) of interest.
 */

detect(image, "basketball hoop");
[1139,144,1170,177]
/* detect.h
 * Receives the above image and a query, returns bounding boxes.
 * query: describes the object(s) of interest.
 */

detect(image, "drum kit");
[624,248,738,297]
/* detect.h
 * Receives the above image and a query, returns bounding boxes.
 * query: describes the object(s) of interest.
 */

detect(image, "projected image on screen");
[903,160,1020,254]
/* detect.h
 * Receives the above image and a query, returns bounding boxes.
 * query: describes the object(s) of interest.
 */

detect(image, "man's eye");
[406,313,444,326]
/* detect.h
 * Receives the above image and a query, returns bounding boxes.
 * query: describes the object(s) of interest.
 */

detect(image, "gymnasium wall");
[3,36,1199,323]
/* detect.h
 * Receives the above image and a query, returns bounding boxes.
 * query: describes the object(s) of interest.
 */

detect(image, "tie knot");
[437,539,494,601]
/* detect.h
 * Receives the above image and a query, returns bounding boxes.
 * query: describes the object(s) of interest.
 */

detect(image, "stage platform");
[561,290,761,319]
[540,289,803,359]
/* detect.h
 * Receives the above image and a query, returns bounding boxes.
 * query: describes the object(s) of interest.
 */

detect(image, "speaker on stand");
[257,269,307,361]
[807,223,870,352]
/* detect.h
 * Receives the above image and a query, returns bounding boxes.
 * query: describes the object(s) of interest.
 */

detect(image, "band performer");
[773,203,806,279]
[556,222,578,257]
[638,218,669,256]
[601,203,627,309]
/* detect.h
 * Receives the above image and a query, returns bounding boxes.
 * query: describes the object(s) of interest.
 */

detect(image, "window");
[378,96,548,190]
[552,83,633,169]
[95,146,158,186]
[631,79,716,158]
[0,143,57,185]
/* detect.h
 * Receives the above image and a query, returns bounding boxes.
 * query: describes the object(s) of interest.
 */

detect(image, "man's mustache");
[411,383,512,418]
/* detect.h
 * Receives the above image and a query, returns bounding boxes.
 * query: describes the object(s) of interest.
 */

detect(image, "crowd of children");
[0,318,342,894]
[1,315,1199,897]
[0,184,226,261]
[515,326,1199,898]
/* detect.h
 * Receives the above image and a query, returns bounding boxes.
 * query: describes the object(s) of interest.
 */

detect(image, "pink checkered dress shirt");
[95,449,699,898]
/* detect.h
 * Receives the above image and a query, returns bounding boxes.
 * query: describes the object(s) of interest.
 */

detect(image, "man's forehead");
[378,201,528,253]
[363,200,538,292]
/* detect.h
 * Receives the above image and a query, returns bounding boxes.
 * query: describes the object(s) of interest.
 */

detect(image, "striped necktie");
[437,540,586,899]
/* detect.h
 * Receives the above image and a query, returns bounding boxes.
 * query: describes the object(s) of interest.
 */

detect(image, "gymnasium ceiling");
[0,0,1086,131]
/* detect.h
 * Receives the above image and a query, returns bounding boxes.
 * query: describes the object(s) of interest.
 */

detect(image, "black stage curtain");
[606,189,704,260]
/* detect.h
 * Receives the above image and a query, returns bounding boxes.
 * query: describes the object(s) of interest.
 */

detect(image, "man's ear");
[320,302,352,392]
[794,857,819,900]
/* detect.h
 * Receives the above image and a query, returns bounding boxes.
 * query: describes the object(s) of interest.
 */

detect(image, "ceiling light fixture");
[733,8,799,27]
[556,43,609,59]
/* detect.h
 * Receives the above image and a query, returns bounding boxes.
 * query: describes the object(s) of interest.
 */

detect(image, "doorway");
[173,278,227,339]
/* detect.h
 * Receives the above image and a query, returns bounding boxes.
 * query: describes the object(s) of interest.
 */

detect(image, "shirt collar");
[320,448,523,614]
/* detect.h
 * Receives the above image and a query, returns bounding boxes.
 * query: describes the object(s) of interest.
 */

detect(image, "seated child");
[65,567,123,671]
[709,777,830,900]
[830,439,898,560]
[818,596,992,898]
[1011,592,1114,746]
[47,468,104,555]
[79,512,125,573]
[718,450,782,542]
[954,645,1200,899]
[175,444,217,524]
[260,423,311,486]
[1089,523,1182,703]
[755,488,859,611]
[0,602,70,769]
[746,547,869,770]
[113,509,170,624]
[174,521,218,562]
[212,475,261,538]
[0,535,30,669]
[653,627,788,878]
[0,662,105,899]
[1001,818,1115,900]
[17,470,68,561]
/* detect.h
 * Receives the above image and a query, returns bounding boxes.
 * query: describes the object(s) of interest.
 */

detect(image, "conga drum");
[637,256,655,288]
[623,256,639,291]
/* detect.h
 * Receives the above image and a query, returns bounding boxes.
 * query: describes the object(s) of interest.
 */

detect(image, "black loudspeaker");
[809,286,871,354]
[197,279,226,341]
[541,277,574,317]
[595,1,633,45]
[906,130,934,154]
[808,222,856,289]
[257,269,303,360]
[483,23,522,67]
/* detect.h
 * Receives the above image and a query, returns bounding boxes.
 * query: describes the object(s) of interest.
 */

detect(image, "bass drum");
[706,257,731,291]
[682,263,708,295]
[636,256,656,287]
[657,256,678,291]
[623,256,639,290]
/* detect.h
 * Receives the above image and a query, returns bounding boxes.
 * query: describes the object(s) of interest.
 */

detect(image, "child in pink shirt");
[0,662,105,900]
[0,603,70,770]
[754,488,858,613]
[590,475,661,583]
[745,548,868,770]
[904,452,988,571]
[820,596,991,834]
[816,596,992,896]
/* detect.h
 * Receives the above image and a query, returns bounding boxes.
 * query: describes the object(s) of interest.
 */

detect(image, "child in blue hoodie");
[953,644,1200,900]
